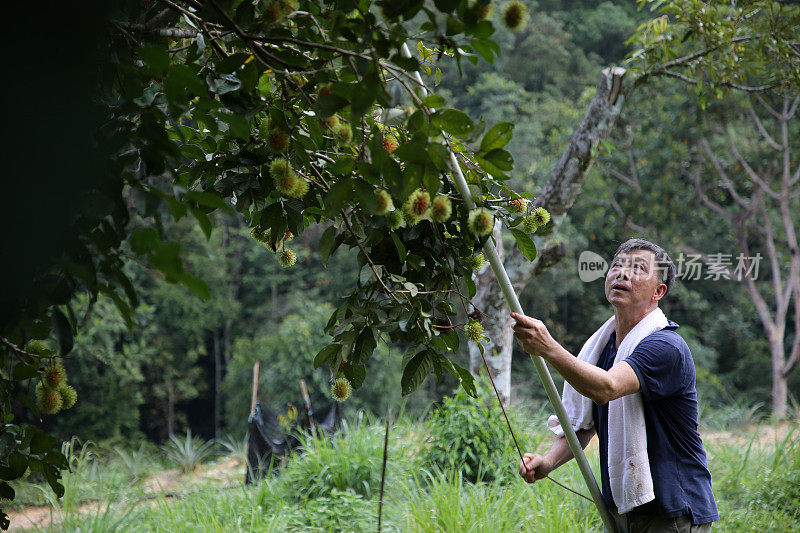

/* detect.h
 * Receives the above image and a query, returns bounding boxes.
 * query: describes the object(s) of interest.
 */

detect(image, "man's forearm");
[544,428,595,471]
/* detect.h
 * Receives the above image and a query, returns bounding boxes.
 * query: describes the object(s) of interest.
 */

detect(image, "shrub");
[161,430,216,474]
[423,381,516,483]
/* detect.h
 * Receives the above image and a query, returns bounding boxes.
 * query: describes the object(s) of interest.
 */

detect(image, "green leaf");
[217,113,250,141]
[314,344,340,368]
[454,363,477,397]
[51,308,73,355]
[0,481,15,501]
[354,180,378,213]
[510,229,537,262]
[352,328,377,364]
[318,226,337,266]
[431,109,475,139]
[12,362,38,381]
[184,191,233,213]
[480,122,514,152]
[8,452,27,476]
[29,429,58,455]
[390,232,406,262]
[189,206,213,240]
[401,350,432,396]
[324,178,353,215]
[177,273,211,300]
[343,362,366,389]
[423,94,445,108]
[466,275,476,298]
[445,15,464,36]
[482,148,513,171]
[434,0,460,12]
[139,44,169,74]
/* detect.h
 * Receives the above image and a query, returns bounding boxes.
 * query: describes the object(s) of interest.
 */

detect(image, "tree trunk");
[770,329,788,418]
[468,67,626,404]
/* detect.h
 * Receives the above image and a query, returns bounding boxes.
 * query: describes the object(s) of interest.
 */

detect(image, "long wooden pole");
[398,42,616,532]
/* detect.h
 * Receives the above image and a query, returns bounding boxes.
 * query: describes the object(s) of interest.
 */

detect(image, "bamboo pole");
[398,42,616,532]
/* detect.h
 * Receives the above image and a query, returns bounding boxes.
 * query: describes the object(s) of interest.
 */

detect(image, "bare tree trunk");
[770,332,788,419]
[468,68,626,404]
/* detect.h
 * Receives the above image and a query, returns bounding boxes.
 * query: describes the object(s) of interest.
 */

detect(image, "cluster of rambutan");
[322,114,353,144]
[401,189,453,225]
[34,362,77,415]
[270,158,309,199]
[521,206,551,234]
[250,225,297,267]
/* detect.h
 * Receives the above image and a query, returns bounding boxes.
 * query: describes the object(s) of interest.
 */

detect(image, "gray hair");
[612,238,676,296]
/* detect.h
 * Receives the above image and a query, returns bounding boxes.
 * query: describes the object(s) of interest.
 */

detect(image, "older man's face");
[605,249,664,308]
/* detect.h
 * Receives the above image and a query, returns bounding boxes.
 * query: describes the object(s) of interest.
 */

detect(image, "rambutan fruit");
[501,1,529,31]
[26,340,56,356]
[275,172,300,197]
[268,131,289,153]
[403,189,431,225]
[288,176,310,198]
[431,195,452,223]
[464,319,485,343]
[521,215,539,234]
[385,209,404,230]
[466,253,486,271]
[277,248,297,267]
[333,122,353,143]
[43,363,66,389]
[59,384,77,409]
[270,158,292,179]
[375,190,394,215]
[324,115,340,130]
[317,84,333,99]
[35,382,63,415]
[467,207,494,236]
[530,206,550,226]
[382,134,399,154]
[471,1,493,20]
[331,377,353,402]
[283,229,294,242]
[507,198,528,214]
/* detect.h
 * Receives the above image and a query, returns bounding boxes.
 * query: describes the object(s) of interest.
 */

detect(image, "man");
[511,239,718,532]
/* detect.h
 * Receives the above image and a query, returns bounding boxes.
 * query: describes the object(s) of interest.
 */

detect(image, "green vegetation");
[8,414,798,532]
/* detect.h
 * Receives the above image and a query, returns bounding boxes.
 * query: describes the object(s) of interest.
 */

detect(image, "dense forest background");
[24,0,798,445]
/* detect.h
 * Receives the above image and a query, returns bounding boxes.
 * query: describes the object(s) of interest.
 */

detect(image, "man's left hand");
[510,312,560,360]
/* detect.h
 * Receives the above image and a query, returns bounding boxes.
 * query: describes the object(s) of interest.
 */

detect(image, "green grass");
[9,420,800,532]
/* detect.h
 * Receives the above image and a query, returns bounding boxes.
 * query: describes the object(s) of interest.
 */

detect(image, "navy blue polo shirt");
[592,320,719,525]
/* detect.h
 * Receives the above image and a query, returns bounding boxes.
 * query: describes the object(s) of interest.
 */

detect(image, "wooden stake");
[299,379,315,432]
[250,361,260,415]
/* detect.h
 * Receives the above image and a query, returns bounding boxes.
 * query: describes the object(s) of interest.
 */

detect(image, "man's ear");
[652,283,667,302]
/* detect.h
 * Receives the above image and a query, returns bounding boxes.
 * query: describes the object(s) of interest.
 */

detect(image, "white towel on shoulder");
[547,307,668,513]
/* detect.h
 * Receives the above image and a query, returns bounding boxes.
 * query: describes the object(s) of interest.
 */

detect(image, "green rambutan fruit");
[268,131,289,153]
[403,189,431,225]
[466,253,486,271]
[521,215,539,234]
[251,226,269,243]
[275,172,300,197]
[431,195,453,223]
[382,134,399,154]
[471,1,493,20]
[59,384,77,409]
[507,198,528,214]
[333,122,353,143]
[317,84,333,99]
[375,190,394,215]
[331,377,353,402]
[270,158,292,179]
[277,248,297,267]
[324,115,340,130]
[288,176,310,198]
[502,1,529,31]
[467,207,494,236]
[385,209,405,230]
[464,319,485,343]
[530,206,550,226]
[261,2,282,23]
[43,363,66,389]
[26,340,56,356]
[35,382,63,415]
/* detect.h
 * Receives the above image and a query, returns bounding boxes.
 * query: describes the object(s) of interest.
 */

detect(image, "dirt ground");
[6,457,243,531]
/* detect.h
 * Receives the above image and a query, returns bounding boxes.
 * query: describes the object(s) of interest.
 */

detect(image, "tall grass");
[14,419,800,533]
